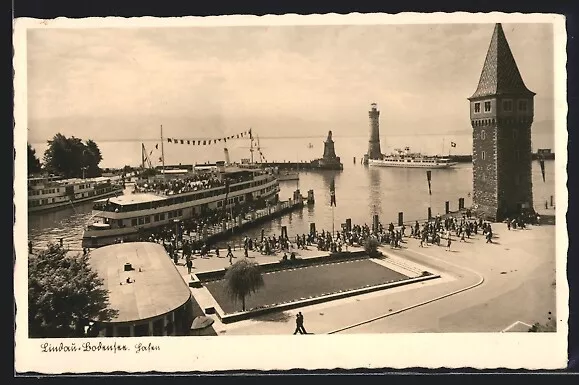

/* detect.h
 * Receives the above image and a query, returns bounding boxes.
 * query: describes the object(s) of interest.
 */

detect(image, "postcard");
[14,12,568,373]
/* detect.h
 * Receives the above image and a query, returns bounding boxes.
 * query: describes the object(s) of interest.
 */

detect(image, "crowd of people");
[97,201,542,274]
[134,173,225,196]
[133,169,267,196]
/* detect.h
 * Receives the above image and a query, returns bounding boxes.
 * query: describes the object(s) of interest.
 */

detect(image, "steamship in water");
[368,147,458,169]
[28,175,123,213]
[82,164,280,248]
[82,128,281,248]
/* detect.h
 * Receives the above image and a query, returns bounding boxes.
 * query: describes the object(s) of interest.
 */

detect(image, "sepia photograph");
[14,13,568,372]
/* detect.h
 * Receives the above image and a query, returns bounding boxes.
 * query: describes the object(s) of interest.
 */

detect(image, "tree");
[84,139,103,178]
[27,143,42,175]
[28,243,118,338]
[43,134,103,178]
[224,259,264,312]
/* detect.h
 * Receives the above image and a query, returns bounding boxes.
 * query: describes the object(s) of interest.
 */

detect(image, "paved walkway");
[342,225,556,333]
[177,222,556,335]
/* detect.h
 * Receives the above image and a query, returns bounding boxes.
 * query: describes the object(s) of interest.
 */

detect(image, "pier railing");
[183,199,302,245]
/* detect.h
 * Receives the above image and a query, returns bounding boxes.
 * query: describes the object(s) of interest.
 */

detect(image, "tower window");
[518,100,528,111]
[481,151,486,161]
[481,130,486,140]
[503,100,513,112]
[474,103,481,113]
[484,101,491,112]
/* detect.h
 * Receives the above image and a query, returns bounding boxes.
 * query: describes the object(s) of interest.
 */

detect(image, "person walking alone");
[227,244,235,265]
[186,255,193,274]
[486,231,493,244]
[446,236,452,252]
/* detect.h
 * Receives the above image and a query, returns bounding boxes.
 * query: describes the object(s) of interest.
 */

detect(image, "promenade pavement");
[174,220,557,335]
[343,223,556,333]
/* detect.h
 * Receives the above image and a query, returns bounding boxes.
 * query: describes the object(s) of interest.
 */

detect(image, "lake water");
[28,157,555,251]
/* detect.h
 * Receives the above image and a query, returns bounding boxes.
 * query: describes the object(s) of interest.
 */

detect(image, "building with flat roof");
[88,242,195,336]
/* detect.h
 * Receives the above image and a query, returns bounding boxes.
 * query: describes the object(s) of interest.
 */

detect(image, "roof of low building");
[89,242,191,323]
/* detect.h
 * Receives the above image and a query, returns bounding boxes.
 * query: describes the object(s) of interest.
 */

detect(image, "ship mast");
[160,125,166,176]
[249,128,254,164]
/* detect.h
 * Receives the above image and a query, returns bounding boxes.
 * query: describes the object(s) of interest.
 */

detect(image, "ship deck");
[101,193,166,205]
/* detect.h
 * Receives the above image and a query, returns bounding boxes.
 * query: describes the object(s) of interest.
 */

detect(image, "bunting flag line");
[164,129,252,146]
[426,170,432,195]
[451,142,457,148]
[155,144,159,150]
[330,178,337,207]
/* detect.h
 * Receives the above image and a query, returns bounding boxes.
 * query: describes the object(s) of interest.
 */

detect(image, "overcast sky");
[27,23,554,146]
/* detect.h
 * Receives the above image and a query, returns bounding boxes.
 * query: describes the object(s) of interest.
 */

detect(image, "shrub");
[364,237,380,256]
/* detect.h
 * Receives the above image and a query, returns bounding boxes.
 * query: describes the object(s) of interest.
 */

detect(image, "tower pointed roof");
[469,23,535,99]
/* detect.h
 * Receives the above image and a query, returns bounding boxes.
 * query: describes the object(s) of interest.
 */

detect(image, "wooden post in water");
[428,207,432,221]
[398,212,403,227]
[445,201,450,214]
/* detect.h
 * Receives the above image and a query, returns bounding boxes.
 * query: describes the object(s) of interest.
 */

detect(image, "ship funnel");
[223,148,230,165]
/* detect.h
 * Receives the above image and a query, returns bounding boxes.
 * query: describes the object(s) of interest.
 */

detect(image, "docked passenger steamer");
[82,130,280,248]
[28,175,122,213]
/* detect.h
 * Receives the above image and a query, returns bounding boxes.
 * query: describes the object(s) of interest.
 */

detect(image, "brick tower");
[366,103,382,161]
[468,23,535,221]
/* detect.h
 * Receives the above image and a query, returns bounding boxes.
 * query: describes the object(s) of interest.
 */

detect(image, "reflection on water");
[27,161,555,250]
[368,167,382,217]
